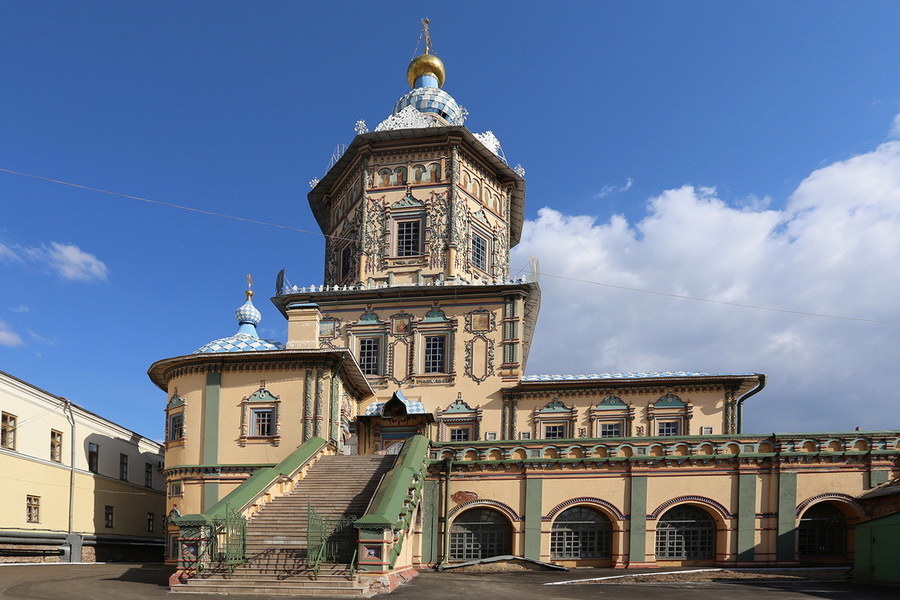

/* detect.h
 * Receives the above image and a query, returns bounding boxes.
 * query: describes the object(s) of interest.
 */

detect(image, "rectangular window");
[119,453,128,481]
[50,430,63,462]
[1,412,16,450]
[169,481,183,497]
[600,422,622,438]
[423,335,447,373]
[544,424,566,439]
[26,495,40,523]
[144,462,154,488]
[395,219,422,256]
[503,321,518,339]
[358,337,381,376]
[169,413,185,441]
[147,512,155,533]
[658,421,680,436]
[88,443,99,473]
[503,343,517,364]
[251,409,274,437]
[485,432,497,441]
[519,432,531,440]
[471,232,489,272]
[448,427,470,442]
[700,426,714,435]
[340,244,354,280]
[104,505,114,528]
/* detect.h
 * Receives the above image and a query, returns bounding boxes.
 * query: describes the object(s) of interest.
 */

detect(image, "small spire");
[246,273,254,300]
[422,18,434,55]
[408,18,445,89]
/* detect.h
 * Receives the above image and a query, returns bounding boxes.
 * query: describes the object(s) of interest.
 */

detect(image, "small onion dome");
[407,53,445,89]
[193,293,285,354]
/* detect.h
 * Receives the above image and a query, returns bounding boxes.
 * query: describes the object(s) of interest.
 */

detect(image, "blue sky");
[2,2,900,440]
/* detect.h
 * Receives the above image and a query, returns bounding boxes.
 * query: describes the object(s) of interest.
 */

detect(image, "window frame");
[50,429,63,462]
[250,408,275,437]
[394,217,423,257]
[543,423,568,440]
[358,336,383,376]
[104,505,114,528]
[423,333,448,374]
[88,443,100,473]
[471,230,490,273]
[169,480,183,498]
[1,412,16,450]
[147,512,155,533]
[144,462,154,488]
[26,495,40,523]
[119,453,129,481]
[657,420,682,436]
[168,413,185,441]
[448,426,472,442]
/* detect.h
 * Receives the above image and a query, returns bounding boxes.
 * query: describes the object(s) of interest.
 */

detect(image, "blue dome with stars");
[194,288,285,354]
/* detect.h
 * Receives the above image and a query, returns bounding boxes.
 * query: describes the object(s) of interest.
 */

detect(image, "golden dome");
[407,53,445,88]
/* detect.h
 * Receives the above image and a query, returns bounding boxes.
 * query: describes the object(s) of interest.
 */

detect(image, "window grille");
[551,506,612,559]
[145,463,154,488]
[544,424,566,439]
[655,505,715,559]
[658,421,680,436]
[104,505,114,528]
[358,338,381,375]
[600,422,622,437]
[424,335,446,373]
[449,508,512,560]
[252,409,274,437]
[449,427,470,442]
[798,503,846,558]
[119,453,129,481]
[471,233,489,271]
[396,220,421,256]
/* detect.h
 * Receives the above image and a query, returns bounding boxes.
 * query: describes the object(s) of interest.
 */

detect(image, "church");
[149,22,900,594]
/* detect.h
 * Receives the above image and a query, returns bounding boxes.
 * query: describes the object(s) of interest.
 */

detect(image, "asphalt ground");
[0,563,897,599]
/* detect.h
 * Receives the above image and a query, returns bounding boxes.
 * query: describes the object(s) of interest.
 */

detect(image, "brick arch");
[543,497,627,521]
[649,495,734,521]
[796,492,865,518]
[448,499,522,522]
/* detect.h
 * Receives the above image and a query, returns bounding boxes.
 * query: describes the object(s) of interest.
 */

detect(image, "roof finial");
[422,18,434,55]
[408,18,445,89]
[246,273,254,300]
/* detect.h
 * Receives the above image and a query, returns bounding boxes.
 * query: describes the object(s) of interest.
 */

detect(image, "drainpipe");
[437,457,453,570]
[63,398,77,561]
[736,374,767,434]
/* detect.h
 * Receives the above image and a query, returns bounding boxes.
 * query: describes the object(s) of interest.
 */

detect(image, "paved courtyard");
[0,563,897,599]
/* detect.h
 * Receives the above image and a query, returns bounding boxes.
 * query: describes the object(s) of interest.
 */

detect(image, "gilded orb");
[407,53,445,88]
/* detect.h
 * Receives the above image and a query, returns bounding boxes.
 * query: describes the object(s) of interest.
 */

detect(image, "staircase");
[173,454,397,596]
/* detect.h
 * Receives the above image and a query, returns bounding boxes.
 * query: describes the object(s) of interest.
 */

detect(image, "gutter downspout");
[737,374,767,434]
[437,457,453,570]
[63,398,77,561]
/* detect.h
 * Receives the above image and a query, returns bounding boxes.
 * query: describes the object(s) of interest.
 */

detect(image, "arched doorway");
[798,503,847,559]
[655,505,716,560]
[550,505,612,559]
[449,507,512,561]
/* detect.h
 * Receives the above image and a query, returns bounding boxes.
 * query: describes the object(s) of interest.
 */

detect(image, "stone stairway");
[173,454,397,596]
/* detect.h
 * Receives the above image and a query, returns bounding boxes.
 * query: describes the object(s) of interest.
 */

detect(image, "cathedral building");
[149,23,900,592]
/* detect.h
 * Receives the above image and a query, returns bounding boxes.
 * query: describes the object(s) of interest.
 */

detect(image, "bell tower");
[307,20,526,288]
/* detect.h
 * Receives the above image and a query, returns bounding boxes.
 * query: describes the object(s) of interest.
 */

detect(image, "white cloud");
[12,305,29,313]
[7,241,109,282]
[513,138,900,433]
[890,113,900,139]
[43,242,108,282]
[0,321,23,347]
[595,178,634,199]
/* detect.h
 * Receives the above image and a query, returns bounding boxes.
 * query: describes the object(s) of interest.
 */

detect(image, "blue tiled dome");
[194,293,285,354]
[392,87,466,126]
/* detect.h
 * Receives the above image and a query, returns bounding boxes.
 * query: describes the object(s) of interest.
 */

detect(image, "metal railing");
[306,501,358,576]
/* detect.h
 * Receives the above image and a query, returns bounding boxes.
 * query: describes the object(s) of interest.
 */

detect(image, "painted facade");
[0,370,166,562]
[151,26,900,579]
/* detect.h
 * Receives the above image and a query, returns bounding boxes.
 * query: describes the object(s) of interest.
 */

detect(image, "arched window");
[449,508,512,560]
[655,505,715,560]
[798,503,847,558]
[551,506,612,559]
